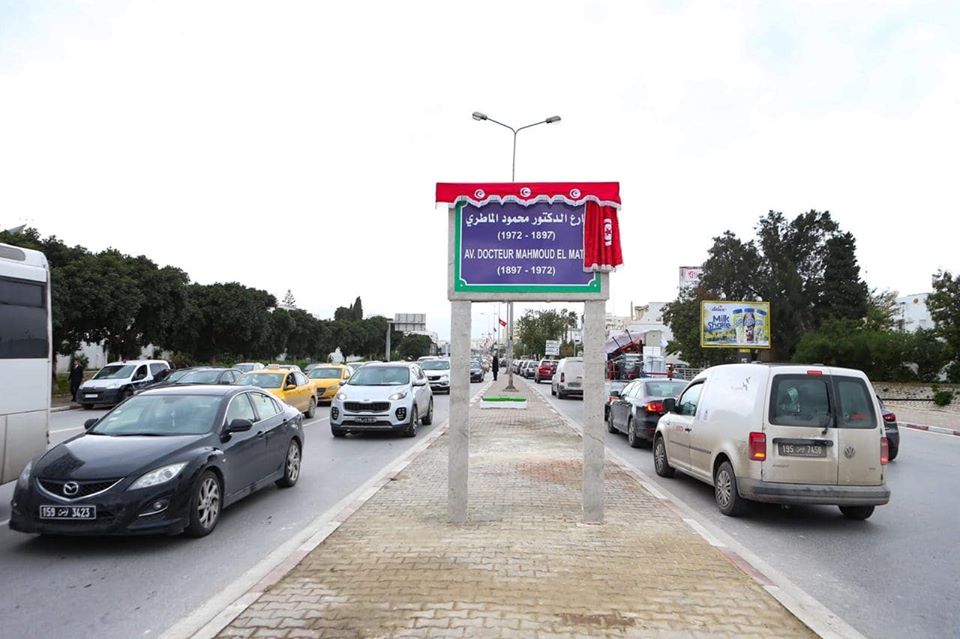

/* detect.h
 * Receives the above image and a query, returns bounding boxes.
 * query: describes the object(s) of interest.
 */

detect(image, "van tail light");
[749,432,766,461]
[560,372,565,383]
[883,412,897,422]
[880,436,889,465]
[645,401,664,414]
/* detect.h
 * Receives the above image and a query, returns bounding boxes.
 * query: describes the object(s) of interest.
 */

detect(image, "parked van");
[77,359,171,409]
[551,357,585,399]
[654,363,890,519]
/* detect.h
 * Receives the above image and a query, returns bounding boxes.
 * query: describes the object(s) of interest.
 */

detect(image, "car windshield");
[165,369,195,383]
[349,366,410,386]
[93,364,136,380]
[644,381,687,397]
[90,395,222,436]
[241,373,284,389]
[178,370,223,384]
[310,368,341,379]
[421,360,450,371]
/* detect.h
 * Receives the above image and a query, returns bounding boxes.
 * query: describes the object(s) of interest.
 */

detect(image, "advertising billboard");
[679,266,703,289]
[700,301,771,349]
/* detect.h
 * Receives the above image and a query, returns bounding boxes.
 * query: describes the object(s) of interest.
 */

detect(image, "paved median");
[216,379,814,638]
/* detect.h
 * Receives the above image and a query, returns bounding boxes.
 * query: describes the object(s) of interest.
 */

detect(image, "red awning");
[436,182,620,209]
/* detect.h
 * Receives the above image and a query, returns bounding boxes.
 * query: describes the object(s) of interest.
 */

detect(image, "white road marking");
[0,518,9,527]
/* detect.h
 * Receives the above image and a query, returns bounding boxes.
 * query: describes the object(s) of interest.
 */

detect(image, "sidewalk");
[886,403,960,436]
[215,378,814,638]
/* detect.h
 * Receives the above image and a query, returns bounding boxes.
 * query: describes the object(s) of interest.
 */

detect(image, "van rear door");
[763,372,839,485]
[832,375,884,486]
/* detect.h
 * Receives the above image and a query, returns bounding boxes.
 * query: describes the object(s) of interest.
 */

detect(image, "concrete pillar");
[448,300,471,524]
[582,275,608,523]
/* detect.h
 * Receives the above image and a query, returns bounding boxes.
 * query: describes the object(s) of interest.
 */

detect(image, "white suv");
[330,362,434,437]
[654,363,890,519]
[77,360,171,409]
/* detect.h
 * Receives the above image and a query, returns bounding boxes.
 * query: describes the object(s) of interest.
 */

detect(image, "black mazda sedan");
[9,385,304,537]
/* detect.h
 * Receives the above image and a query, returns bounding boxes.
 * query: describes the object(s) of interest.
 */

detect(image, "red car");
[535,359,558,384]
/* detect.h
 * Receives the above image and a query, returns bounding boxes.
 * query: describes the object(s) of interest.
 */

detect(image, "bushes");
[933,390,954,406]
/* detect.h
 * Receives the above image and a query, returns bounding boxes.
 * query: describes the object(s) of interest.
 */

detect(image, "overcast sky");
[2,0,958,342]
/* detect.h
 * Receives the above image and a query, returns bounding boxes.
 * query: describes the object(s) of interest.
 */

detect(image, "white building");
[895,293,933,332]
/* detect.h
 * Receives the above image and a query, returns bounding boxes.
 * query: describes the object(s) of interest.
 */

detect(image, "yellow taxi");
[307,365,353,404]
[240,368,316,417]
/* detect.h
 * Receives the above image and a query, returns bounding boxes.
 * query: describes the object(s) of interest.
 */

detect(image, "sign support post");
[583,281,607,523]
[448,299,471,524]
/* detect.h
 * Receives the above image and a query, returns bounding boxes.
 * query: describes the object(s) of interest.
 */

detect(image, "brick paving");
[216,379,814,638]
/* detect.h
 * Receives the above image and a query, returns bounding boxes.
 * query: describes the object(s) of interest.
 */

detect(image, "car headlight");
[106,382,122,389]
[389,390,408,401]
[439,375,449,381]
[18,460,33,484]
[336,392,348,401]
[128,462,187,490]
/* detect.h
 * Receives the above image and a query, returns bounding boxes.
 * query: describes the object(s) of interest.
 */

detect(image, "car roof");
[104,360,169,366]
[138,385,244,397]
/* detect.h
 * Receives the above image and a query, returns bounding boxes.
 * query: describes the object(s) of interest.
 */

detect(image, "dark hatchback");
[607,378,688,447]
[10,386,304,537]
[880,401,901,461]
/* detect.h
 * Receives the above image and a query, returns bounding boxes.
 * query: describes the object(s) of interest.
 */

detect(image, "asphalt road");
[524,377,960,639]
[0,391,455,639]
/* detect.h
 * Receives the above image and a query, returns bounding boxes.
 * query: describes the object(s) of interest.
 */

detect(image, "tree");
[906,329,949,382]
[334,296,363,322]
[516,309,576,357]
[664,210,870,363]
[864,289,900,332]
[927,270,960,381]
[396,334,433,360]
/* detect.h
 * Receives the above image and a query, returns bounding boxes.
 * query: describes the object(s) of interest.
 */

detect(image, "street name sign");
[545,339,560,355]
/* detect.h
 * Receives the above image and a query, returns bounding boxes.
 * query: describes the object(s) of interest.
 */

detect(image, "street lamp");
[472,111,562,390]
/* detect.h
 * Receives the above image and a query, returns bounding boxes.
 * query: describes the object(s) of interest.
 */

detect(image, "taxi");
[308,365,353,404]
[240,367,317,417]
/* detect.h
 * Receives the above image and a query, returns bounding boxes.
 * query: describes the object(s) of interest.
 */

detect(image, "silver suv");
[330,362,434,438]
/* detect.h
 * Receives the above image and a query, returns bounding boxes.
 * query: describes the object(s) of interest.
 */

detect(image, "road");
[0,392,456,639]
[524,377,960,639]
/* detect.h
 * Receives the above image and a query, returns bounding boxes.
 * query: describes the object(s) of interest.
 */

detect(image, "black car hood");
[35,433,207,480]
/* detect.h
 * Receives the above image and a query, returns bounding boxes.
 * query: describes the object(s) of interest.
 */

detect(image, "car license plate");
[40,505,96,520]
[85,393,97,398]
[358,417,376,424]
[778,443,826,458]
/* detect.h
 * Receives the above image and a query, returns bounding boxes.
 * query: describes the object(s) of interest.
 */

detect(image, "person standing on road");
[69,359,84,403]
[492,355,499,381]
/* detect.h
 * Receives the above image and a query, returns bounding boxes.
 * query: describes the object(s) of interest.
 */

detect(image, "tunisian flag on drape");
[435,182,623,272]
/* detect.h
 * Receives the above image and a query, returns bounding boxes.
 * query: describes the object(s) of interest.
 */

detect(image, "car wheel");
[888,444,898,462]
[404,406,419,437]
[627,418,641,448]
[305,397,316,419]
[714,461,747,517]
[331,426,346,438]
[606,412,617,434]
[558,389,567,399]
[653,435,675,478]
[276,439,302,488]
[185,470,222,537]
[839,505,875,520]
[422,399,434,426]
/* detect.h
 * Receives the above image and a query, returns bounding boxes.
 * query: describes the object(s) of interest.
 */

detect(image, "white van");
[551,357,584,399]
[654,363,890,519]
[77,359,170,409]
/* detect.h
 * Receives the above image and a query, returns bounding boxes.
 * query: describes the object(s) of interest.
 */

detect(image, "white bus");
[0,242,51,484]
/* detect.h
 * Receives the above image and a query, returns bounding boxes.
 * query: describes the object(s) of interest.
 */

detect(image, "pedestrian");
[492,355,499,381]
[69,359,84,403]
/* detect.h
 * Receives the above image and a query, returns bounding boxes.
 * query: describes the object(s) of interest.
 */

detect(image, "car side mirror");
[84,418,98,431]
[285,382,297,390]
[226,418,253,433]
[414,378,427,387]
[662,398,677,414]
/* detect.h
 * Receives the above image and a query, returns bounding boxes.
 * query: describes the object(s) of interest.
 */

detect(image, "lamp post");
[472,111,562,390]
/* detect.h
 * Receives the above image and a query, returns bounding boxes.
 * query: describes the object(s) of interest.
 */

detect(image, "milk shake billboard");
[700,301,771,349]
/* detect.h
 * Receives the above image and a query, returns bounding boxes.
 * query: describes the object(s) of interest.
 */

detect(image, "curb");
[528,379,866,639]
[162,382,493,639]
[50,404,78,413]
[901,422,960,437]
